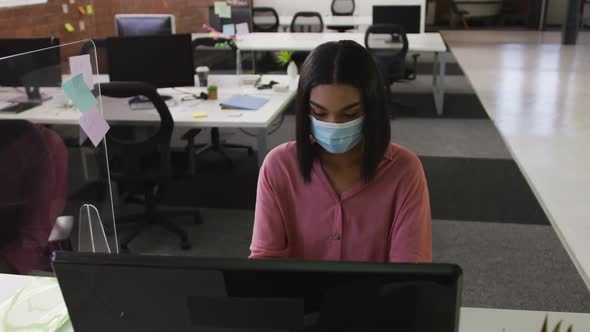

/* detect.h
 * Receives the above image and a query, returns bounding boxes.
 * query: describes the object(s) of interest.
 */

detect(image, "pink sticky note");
[235,22,249,35]
[79,107,110,147]
[69,54,93,89]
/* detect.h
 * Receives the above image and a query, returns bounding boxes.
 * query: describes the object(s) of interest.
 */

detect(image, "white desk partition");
[254,0,426,33]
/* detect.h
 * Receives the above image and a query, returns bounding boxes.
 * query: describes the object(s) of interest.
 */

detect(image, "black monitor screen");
[52,252,462,332]
[115,15,174,37]
[106,34,194,88]
[0,37,61,88]
[373,6,421,34]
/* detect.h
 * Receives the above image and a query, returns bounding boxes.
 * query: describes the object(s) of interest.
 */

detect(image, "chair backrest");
[252,7,280,32]
[332,0,355,16]
[364,24,409,84]
[290,12,324,32]
[98,82,174,183]
[114,14,175,37]
[208,6,253,32]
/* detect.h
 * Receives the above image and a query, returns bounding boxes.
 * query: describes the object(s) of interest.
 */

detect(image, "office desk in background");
[212,32,448,116]
[0,75,295,168]
[2,273,590,332]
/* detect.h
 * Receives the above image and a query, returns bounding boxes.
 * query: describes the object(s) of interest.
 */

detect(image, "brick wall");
[0,0,237,41]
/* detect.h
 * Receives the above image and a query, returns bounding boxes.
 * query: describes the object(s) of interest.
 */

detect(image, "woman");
[250,40,431,263]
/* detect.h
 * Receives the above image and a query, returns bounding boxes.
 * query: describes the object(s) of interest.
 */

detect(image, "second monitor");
[373,5,421,34]
[106,34,195,88]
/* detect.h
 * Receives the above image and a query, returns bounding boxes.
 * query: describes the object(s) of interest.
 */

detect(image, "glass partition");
[0,39,117,276]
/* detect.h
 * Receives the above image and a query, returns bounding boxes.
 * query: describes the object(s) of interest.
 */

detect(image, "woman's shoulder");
[383,143,425,177]
[260,141,299,176]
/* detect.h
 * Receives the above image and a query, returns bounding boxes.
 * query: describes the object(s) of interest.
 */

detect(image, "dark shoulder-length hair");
[295,40,391,183]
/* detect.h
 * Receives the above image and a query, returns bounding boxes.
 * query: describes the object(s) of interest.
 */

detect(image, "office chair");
[99,82,203,251]
[208,6,253,32]
[365,24,420,115]
[183,38,254,170]
[0,120,68,274]
[290,12,324,32]
[328,0,356,32]
[449,0,470,29]
[252,7,280,32]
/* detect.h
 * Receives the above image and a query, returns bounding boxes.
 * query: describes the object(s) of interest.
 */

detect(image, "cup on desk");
[196,66,210,87]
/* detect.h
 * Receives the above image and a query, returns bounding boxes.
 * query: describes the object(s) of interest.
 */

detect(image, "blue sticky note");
[62,74,97,112]
[222,24,235,37]
[219,95,269,110]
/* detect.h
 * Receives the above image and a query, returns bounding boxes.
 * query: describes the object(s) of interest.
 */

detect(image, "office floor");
[70,31,590,312]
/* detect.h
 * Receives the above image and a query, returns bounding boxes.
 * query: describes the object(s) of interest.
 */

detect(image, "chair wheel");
[181,240,191,250]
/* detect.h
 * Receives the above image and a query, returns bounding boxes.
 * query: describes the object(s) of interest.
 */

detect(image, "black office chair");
[365,24,420,114]
[328,0,356,32]
[290,12,324,32]
[449,0,470,29]
[252,7,280,32]
[182,38,254,170]
[99,81,203,251]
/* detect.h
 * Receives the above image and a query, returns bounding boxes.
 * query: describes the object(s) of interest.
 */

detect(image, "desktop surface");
[52,251,462,332]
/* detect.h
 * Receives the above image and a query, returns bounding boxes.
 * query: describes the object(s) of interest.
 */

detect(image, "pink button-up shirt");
[250,142,432,263]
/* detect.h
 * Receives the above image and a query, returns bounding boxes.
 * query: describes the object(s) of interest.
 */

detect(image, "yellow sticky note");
[86,5,93,15]
[192,112,208,118]
[65,23,75,32]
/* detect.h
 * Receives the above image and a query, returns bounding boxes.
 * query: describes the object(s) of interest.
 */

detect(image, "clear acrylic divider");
[0,39,118,276]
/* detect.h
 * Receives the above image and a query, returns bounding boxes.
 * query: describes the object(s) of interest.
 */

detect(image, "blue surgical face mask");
[309,115,364,154]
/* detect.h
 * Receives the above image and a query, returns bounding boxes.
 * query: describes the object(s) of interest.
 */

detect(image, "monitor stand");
[10,86,52,103]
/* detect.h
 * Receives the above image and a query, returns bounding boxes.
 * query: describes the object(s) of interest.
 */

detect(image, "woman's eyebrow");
[339,102,361,112]
[309,100,328,111]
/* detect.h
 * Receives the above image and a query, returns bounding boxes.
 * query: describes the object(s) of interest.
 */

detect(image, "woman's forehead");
[310,84,361,105]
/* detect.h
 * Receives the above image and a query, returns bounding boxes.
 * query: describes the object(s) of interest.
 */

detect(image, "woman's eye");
[313,112,326,117]
[344,113,359,118]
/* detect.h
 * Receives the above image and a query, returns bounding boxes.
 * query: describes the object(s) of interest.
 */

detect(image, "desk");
[227,32,448,115]
[2,273,590,332]
[0,75,295,168]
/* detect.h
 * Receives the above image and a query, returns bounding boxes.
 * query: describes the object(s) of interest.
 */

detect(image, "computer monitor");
[0,37,61,102]
[106,34,194,88]
[372,5,421,34]
[52,252,463,332]
[115,14,176,37]
[208,6,253,32]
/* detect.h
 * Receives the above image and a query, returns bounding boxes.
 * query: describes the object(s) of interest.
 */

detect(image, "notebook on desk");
[220,95,269,110]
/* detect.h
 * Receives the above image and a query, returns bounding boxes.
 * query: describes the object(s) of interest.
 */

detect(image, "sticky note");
[214,1,231,18]
[62,74,97,112]
[235,22,249,35]
[222,24,235,37]
[79,20,85,31]
[62,3,68,14]
[79,107,110,147]
[69,0,74,4]
[64,23,75,32]
[86,4,93,15]
[78,5,86,14]
[192,112,208,118]
[69,54,93,89]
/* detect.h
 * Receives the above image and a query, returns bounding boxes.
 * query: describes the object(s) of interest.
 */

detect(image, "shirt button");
[334,233,341,241]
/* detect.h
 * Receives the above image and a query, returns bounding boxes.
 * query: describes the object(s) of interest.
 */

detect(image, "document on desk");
[219,95,269,110]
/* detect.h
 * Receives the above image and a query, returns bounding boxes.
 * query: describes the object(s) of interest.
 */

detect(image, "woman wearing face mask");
[249,40,432,263]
